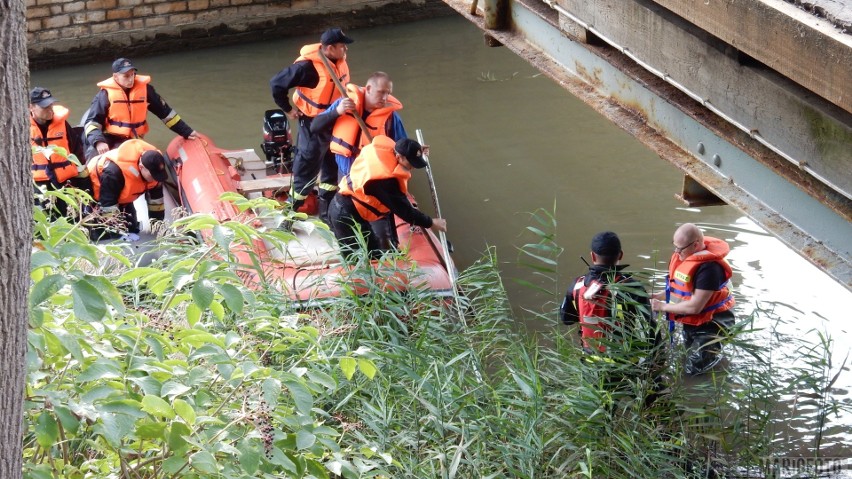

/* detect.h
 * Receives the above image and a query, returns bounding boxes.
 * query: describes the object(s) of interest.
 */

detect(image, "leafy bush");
[25,197,849,478]
[26,195,385,479]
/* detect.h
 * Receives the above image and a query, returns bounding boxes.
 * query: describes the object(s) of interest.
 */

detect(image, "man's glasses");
[673,240,696,254]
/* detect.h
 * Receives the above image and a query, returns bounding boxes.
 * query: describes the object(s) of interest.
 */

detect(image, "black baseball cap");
[30,87,57,108]
[590,231,622,257]
[394,138,427,169]
[320,28,354,46]
[112,58,137,74]
[140,150,168,182]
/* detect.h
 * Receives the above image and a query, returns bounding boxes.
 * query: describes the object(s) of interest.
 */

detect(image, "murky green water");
[32,14,851,459]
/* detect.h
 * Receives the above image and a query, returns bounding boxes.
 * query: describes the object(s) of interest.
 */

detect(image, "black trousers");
[290,116,338,204]
[34,176,93,220]
[328,194,398,259]
[682,310,735,375]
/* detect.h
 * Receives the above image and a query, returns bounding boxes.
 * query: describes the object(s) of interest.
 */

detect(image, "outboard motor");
[261,109,293,172]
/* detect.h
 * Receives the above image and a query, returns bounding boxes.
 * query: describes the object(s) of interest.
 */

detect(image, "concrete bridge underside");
[443,0,852,290]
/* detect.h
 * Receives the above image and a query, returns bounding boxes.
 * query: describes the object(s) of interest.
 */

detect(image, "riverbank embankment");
[27,0,453,70]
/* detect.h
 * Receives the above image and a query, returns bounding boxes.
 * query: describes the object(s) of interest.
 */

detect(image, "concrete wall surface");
[27,0,452,69]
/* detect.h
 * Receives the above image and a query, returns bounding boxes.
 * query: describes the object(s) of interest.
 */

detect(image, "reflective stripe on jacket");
[98,75,152,139]
[338,135,409,222]
[666,236,735,326]
[87,139,160,205]
[291,44,349,118]
[330,83,402,159]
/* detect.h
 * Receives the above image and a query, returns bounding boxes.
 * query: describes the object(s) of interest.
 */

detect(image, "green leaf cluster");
[25,198,849,478]
[26,199,383,479]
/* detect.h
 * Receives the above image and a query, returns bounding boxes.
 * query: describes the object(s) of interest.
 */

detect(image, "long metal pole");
[416,129,486,386]
[415,129,455,291]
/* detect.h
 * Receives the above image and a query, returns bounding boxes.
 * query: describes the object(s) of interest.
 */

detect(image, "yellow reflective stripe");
[318,182,338,192]
[164,114,181,128]
[147,204,165,212]
[84,123,102,134]
[289,190,308,200]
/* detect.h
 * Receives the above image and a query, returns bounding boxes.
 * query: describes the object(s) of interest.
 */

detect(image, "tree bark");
[0,1,33,478]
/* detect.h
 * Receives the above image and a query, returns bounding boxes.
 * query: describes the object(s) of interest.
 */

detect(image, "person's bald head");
[673,223,704,258]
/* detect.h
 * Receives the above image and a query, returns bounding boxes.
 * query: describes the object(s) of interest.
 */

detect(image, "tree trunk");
[0,1,33,478]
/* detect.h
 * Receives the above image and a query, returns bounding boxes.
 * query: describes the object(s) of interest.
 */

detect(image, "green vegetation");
[24,195,849,478]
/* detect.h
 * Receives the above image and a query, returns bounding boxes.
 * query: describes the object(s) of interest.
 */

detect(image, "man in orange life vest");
[651,223,736,375]
[328,136,447,258]
[30,87,92,216]
[311,71,408,226]
[269,28,353,215]
[311,71,407,176]
[561,231,659,358]
[86,139,168,241]
[82,58,198,160]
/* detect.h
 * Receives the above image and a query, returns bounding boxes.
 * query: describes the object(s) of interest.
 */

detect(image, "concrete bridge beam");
[443,0,851,289]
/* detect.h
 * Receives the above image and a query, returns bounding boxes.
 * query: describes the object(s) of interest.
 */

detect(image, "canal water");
[32,14,851,461]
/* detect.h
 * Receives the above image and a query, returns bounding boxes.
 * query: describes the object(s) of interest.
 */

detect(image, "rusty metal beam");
[482,0,511,29]
[678,175,726,207]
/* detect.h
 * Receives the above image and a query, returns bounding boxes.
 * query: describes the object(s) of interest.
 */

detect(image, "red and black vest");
[571,273,630,352]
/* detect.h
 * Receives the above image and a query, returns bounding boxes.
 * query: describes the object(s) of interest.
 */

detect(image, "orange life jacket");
[330,84,403,158]
[31,106,78,184]
[97,75,152,139]
[666,237,735,326]
[87,139,160,205]
[338,135,410,222]
[291,44,349,118]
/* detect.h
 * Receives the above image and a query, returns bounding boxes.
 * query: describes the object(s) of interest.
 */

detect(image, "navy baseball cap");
[30,87,57,108]
[320,28,354,46]
[112,58,137,73]
[394,138,426,169]
[140,150,168,182]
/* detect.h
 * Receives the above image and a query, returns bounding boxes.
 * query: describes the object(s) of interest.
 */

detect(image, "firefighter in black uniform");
[82,58,198,160]
[29,87,92,217]
[269,28,354,219]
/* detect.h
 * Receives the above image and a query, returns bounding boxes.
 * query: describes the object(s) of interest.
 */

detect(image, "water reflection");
[31,14,850,458]
[726,217,852,456]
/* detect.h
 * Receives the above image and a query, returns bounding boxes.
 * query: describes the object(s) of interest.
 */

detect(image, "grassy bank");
[24,197,849,478]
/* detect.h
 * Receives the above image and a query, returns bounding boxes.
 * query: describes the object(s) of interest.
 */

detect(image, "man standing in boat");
[269,28,353,216]
[311,71,408,226]
[29,87,92,217]
[650,223,736,375]
[328,135,446,258]
[86,139,168,241]
[82,58,199,160]
[311,71,407,176]
[561,231,660,360]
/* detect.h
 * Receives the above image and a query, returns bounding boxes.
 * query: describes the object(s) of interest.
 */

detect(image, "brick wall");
[27,0,452,69]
